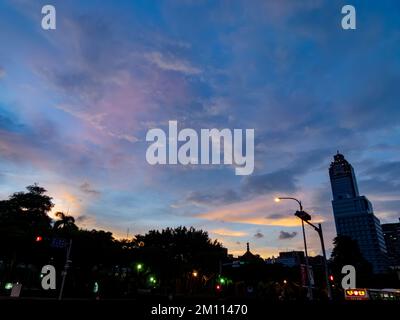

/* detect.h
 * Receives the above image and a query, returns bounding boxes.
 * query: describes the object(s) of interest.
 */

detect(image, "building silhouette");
[329,152,388,273]
[382,218,400,268]
[276,251,305,267]
[239,242,263,263]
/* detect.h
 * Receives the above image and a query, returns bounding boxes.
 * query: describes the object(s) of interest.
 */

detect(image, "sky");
[0,0,399,258]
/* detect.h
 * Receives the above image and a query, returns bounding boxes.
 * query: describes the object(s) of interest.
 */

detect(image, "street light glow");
[272,195,332,300]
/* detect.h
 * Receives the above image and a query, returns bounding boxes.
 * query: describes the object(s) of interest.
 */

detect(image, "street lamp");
[275,197,313,300]
[300,218,332,301]
[275,197,333,301]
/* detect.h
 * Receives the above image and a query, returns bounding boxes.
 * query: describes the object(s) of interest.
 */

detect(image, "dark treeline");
[0,184,227,298]
[0,185,398,300]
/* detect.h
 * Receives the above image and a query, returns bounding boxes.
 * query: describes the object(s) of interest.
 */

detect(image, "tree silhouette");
[133,226,226,293]
[53,211,78,233]
[330,235,373,287]
[0,184,54,282]
[0,184,53,245]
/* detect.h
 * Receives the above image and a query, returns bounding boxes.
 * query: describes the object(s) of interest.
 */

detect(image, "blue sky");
[0,0,399,257]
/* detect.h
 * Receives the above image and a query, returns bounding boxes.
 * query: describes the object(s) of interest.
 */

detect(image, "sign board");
[344,289,369,300]
[10,283,22,297]
[300,264,315,287]
[51,237,67,248]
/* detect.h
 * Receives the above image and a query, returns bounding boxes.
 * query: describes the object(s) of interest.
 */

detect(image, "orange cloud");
[196,195,299,227]
[197,194,326,227]
[50,190,82,219]
[210,228,248,237]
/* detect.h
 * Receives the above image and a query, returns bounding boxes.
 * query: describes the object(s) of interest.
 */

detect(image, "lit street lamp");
[299,217,332,301]
[275,197,313,300]
[275,197,332,301]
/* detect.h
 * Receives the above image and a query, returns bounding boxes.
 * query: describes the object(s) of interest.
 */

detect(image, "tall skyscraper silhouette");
[329,152,388,273]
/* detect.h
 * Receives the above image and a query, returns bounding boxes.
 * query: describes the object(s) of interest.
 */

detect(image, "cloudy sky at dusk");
[1,0,399,257]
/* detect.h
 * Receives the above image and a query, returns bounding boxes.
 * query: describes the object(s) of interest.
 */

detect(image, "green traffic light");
[4,283,13,290]
[136,263,143,271]
[219,276,227,284]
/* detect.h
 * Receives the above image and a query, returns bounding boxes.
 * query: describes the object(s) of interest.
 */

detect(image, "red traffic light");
[216,284,222,291]
[35,236,43,242]
[329,275,334,281]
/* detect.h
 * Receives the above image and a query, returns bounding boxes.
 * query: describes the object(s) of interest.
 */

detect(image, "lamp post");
[301,220,332,301]
[275,197,333,301]
[275,197,313,300]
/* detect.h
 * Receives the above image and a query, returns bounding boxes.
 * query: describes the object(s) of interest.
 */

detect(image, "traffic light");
[35,236,43,242]
[217,275,228,285]
[4,283,13,290]
[329,275,334,282]
[149,276,157,285]
[216,276,229,292]
[136,263,143,271]
[294,210,311,221]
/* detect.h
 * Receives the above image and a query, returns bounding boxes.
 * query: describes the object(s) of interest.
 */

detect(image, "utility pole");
[301,219,313,300]
[304,222,332,301]
[275,197,313,300]
[275,196,333,300]
[58,239,72,300]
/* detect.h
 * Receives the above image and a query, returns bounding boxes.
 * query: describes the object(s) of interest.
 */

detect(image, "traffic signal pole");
[304,220,333,301]
[276,197,313,300]
[276,197,332,301]
[300,219,313,300]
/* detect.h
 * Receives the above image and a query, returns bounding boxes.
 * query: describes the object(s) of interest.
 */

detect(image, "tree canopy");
[330,235,373,287]
[0,185,227,298]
